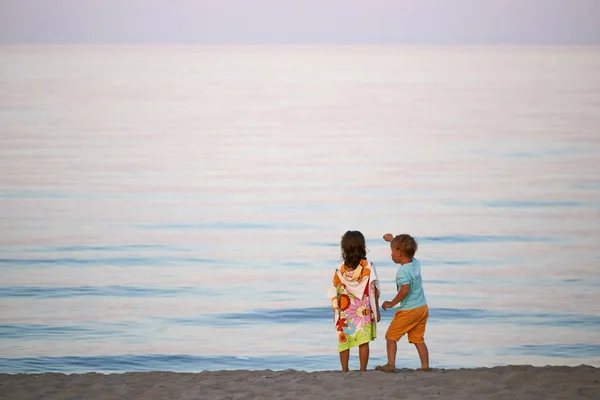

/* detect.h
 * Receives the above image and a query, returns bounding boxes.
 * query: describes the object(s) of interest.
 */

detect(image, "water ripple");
[0,257,214,267]
[137,222,315,231]
[0,324,122,339]
[508,344,600,358]
[0,286,216,298]
[419,235,553,244]
[482,200,585,208]
[161,307,600,328]
[307,235,553,247]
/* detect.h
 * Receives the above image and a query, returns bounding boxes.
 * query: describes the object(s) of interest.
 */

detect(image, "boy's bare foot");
[419,367,431,372]
[375,363,396,373]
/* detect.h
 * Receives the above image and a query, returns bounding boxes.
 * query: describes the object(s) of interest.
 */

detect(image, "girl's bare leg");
[339,349,350,372]
[358,343,370,372]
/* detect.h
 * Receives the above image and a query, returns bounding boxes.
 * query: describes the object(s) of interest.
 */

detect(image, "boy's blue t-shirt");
[395,258,427,310]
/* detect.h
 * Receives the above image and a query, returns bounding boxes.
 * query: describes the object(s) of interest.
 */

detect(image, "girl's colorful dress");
[328,259,380,352]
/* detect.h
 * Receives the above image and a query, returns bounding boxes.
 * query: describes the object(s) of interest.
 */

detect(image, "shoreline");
[2,365,599,400]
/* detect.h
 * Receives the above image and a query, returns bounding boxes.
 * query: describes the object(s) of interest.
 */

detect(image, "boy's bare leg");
[358,343,369,371]
[339,349,350,372]
[414,343,429,370]
[386,339,397,367]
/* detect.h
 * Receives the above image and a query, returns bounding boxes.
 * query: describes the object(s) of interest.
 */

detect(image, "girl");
[328,230,380,372]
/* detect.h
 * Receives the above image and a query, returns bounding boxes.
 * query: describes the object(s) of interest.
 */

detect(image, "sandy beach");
[1,365,598,400]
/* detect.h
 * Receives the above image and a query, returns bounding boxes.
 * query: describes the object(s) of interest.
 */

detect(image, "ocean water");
[0,45,599,373]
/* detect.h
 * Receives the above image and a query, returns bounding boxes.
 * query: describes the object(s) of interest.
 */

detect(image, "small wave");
[508,344,600,358]
[0,354,336,374]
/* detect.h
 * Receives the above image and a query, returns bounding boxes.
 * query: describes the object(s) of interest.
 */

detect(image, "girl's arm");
[373,283,381,322]
[328,272,340,323]
[369,262,382,322]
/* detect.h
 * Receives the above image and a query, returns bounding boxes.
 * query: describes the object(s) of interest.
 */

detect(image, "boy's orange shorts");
[385,305,429,343]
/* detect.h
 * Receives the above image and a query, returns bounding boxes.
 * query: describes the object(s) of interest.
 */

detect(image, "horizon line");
[1,42,600,47]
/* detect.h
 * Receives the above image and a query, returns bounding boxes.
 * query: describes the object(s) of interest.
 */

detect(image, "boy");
[376,233,430,372]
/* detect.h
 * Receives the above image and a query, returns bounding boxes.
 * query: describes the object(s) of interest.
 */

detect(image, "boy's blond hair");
[391,234,418,258]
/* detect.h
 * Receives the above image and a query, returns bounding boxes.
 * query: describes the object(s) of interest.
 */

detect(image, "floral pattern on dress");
[338,294,351,311]
[346,296,372,328]
[333,264,376,353]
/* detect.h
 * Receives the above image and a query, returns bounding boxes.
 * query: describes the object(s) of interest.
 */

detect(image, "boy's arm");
[383,233,393,242]
[382,284,410,310]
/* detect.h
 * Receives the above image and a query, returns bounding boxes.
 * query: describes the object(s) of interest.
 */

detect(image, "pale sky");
[1,0,599,44]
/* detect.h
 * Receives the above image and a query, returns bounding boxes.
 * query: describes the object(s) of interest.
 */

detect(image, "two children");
[329,231,430,372]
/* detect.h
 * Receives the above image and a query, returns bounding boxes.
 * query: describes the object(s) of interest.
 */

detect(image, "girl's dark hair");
[340,230,367,269]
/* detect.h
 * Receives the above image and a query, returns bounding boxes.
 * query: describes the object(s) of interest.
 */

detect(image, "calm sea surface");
[0,45,599,373]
